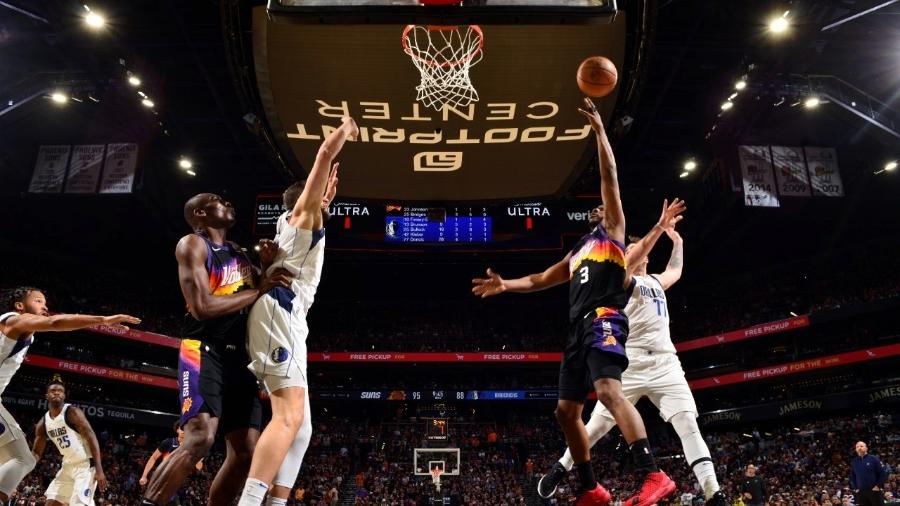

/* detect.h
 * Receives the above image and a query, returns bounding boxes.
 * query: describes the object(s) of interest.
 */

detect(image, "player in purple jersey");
[472,98,682,506]
[140,195,291,506]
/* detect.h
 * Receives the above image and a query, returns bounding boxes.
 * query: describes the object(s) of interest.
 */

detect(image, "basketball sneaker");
[576,483,611,506]
[707,491,728,506]
[622,470,676,506]
[537,462,567,498]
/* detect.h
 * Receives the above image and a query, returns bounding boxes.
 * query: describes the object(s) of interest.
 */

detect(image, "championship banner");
[770,146,811,197]
[98,143,139,193]
[804,146,844,196]
[738,145,779,207]
[24,354,177,389]
[675,315,809,352]
[64,144,106,194]
[689,343,900,391]
[1,394,176,428]
[28,145,71,193]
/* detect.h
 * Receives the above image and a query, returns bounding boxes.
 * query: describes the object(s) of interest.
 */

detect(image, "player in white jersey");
[537,227,727,505]
[238,116,358,506]
[32,378,106,506]
[0,287,138,505]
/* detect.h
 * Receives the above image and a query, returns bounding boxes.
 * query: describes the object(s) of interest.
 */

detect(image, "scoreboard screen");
[385,207,491,244]
[426,418,449,442]
[254,194,602,251]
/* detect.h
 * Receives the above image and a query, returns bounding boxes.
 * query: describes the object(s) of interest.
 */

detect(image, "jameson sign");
[1,394,176,428]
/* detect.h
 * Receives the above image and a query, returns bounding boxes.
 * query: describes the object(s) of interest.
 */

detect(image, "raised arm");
[655,229,684,290]
[31,416,47,463]
[67,406,107,492]
[578,98,624,243]
[2,313,140,341]
[290,117,358,230]
[472,254,572,298]
[176,235,290,320]
[140,449,163,486]
[623,199,685,288]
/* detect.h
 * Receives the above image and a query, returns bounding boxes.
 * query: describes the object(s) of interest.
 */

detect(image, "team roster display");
[385,206,491,244]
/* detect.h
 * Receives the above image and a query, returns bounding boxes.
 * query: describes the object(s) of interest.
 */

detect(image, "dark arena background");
[1,1,899,505]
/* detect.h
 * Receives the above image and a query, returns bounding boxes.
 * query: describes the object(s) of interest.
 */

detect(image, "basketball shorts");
[246,286,310,394]
[0,403,25,448]
[591,350,698,422]
[559,307,630,401]
[178,339,262,433]
[45,461,96,505]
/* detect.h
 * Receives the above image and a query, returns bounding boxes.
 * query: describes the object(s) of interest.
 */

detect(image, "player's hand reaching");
[101,314,141,331]
[96,469,108,491]
[322,162,340,209]
[139,476,148,487]
[342,116,359,141]
[656,198,686,231]
[258,268,293,295]
[665,228,683,243]
[577,97,606,134]
[472,268,507,298]
[257,239,278,266]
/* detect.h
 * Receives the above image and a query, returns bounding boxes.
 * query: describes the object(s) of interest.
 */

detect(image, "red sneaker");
[622,471,676,506]
[576,484,611,506]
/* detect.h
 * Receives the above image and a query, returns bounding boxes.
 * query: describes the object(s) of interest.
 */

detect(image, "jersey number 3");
[579,266,589,284]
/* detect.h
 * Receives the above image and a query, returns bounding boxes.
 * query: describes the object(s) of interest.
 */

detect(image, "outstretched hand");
[471,268,506,298]
[576,97,606,134]
[322,162,340,209]
[342,116,359,141]
[257,239,278,265]
[665,228,683,243]
[101,314,141,331]
[656,198,686,230]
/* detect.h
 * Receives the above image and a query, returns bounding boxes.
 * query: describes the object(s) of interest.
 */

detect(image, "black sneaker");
[706,491,728,506]
[537,462,568,499]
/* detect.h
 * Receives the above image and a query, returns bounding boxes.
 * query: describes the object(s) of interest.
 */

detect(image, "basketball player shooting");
[32,378,106,506]
[472,98,678,506]
[0,287,139,505]
[537,224,728,505]
[238,116,359,506]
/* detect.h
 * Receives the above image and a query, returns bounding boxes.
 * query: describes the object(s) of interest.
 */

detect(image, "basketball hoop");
[402,24,484,111]
[430,467,443,492]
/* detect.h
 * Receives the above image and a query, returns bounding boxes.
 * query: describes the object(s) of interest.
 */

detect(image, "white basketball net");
[403,25,484,111]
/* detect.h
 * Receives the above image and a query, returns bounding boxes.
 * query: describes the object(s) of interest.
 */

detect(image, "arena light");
[50,92,68,104]
[683,160,697,171]
[127,74,141,86]
[679,171,690,179]
[735,80,747,90]
[83,5,106,29]
[141,98,155,108]
[769,11,790,34]
[185,169,197,177]
[885,160,897,172]
[721,101,734,111]
[178,158,193,169]
[728,93,738,101]
[804,96,820,108]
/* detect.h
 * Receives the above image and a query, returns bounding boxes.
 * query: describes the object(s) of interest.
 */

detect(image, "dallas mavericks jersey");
[45,404,93,465]
[0,312,34,396]
[182,234,256,345]
[568,225,629,321]
[624,275,677,354]
[270,213,325,315]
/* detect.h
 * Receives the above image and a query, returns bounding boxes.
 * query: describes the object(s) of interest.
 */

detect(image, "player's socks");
[265,497,287,506]
[690,458,720,498]
[237,478,269,506]
[575,461,597,493]
[629,438,659,474]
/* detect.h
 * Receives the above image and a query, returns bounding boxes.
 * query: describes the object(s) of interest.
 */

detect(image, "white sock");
[692,460,720,498]
[670,412,720,498]
[265,497,287,506]
[237,478,269,506]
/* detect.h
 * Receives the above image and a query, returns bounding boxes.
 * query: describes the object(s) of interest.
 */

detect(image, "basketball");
[577,56,618,98]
